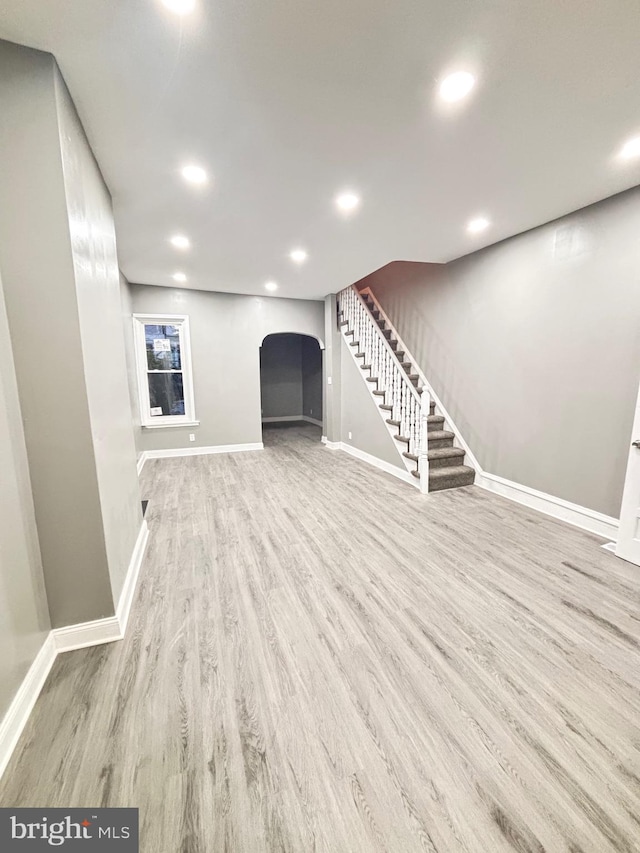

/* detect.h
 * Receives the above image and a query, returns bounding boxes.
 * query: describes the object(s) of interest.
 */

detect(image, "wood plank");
[1,422,639,852]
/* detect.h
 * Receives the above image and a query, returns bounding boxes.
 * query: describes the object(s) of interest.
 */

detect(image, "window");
[133,314,196,427]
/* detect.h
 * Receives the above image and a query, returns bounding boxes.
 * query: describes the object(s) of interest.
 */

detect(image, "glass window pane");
[148,372,185,417]
[145,324,182,371]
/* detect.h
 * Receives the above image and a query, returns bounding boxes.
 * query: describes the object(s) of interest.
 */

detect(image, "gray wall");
[120,275,142,457]
[0,271,51,720]
[340,336,404,468]
[55,70,142,604]
[128,285,324,451]
[363,186,640,517]
[0,41,140,626]
[260,334,303,419]
[302,336,323,422]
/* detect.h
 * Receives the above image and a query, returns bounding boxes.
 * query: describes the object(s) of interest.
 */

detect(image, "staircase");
[338,285,475,493]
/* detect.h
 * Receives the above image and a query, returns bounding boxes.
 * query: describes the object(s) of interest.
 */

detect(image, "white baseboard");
[261,415,323,426]
[326,441,416,486]
[136,453,146,476]
[138,442,263,471]
[0,633,57,780]
[477,472,619,540]
[53,616,123,654]
[116,520,150,634]
[0,521,151,782]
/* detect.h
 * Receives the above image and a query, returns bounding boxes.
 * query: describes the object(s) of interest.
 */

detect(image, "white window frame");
[133,313,197,428]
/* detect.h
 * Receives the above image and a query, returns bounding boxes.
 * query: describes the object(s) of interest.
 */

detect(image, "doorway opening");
[259,333,323,448]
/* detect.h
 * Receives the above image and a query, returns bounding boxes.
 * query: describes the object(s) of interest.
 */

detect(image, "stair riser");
[429,470,475,491]
[427,437,455,449]
[428,455,466,470]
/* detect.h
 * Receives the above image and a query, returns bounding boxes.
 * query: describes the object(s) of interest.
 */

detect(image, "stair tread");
[365,377,378,383]
[360,364,372,370]
[339,320,349,327]
[393,435,410,444]
[372,390,386,397]
[403,446,464,463]
[410,464,474,482]
[386,418,401,426]
[427,430,454,441]
[428,446,465,459]
[379,404,393,410]
[349,341,360,347]
[427,415,445,424]
[429,465,475,481]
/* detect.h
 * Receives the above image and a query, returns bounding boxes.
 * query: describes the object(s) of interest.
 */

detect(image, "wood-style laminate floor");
[2,422,640,852]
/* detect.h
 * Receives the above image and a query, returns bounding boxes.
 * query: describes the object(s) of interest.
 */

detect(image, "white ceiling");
[1,0,640,300]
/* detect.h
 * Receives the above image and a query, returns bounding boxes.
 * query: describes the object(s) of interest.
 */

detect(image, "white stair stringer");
[339,334,418,482]
[338,285,432,490]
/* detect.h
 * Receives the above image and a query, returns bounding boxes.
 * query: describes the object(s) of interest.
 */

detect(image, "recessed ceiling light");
[335,192,360,213]
[619,136,640,160]
[289,248,308,264]
[170,234,190,249]
[439,71,476,103]
[181,164,207,184]
[467,217,490,234]
[161,0,195,14]
[172,272,187,282]
[265,281,278,292]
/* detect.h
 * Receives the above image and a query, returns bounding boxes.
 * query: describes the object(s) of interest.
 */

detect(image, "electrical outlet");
[348,431,352,440]
[189,434,195,442]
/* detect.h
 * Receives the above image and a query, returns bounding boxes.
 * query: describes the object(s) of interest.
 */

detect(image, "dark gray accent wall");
[127,285,325,451]
[260,334,303,419]
[302,336,323,422]
[362,186,640,517]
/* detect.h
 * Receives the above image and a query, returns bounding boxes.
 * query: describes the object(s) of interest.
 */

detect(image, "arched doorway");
[259,333,324,447]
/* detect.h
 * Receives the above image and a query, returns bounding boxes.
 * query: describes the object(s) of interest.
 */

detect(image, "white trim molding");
[261,415,323,427]
[0,634,57,780]
[302,415,323,427]
[138,442,263,473]
[0,520,151,782]
[116,520,150,634]
[142,420,200,430]
[325,441,415,486]
[53,617,122,654]
[132,313,196,429]
[477,472,619,540]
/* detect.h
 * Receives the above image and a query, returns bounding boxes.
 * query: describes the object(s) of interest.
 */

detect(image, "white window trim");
[133,313,196,428]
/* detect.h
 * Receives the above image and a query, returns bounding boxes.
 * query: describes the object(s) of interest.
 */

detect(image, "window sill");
[142,420,200,430]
